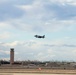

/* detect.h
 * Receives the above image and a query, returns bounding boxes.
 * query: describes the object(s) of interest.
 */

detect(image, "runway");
[0,73,75,75]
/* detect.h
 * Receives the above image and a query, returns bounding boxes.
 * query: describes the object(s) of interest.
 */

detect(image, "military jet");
[34,35,45,38]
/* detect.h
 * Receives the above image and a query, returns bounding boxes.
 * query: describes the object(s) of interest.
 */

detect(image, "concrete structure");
[10,48,14,65]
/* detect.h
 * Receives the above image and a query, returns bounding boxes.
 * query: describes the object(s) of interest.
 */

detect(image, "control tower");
[10,48,14,65]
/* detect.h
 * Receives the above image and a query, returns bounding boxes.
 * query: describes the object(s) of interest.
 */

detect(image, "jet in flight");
[34,35,45,38]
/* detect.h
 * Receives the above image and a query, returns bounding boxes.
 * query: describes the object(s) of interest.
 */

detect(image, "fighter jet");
[34,35,45,38]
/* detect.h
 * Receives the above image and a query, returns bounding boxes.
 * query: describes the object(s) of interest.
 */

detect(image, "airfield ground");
[0,68,76,74]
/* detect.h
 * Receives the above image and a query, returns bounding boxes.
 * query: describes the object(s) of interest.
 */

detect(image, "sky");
[0,0,76,61]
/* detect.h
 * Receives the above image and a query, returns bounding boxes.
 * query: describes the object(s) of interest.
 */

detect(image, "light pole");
[0,60,1,66]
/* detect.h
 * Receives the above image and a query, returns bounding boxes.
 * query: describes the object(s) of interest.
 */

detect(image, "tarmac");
[0,73,75,75]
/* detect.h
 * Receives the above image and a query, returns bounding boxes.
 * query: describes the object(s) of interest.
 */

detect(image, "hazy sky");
[0,0,76,61]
